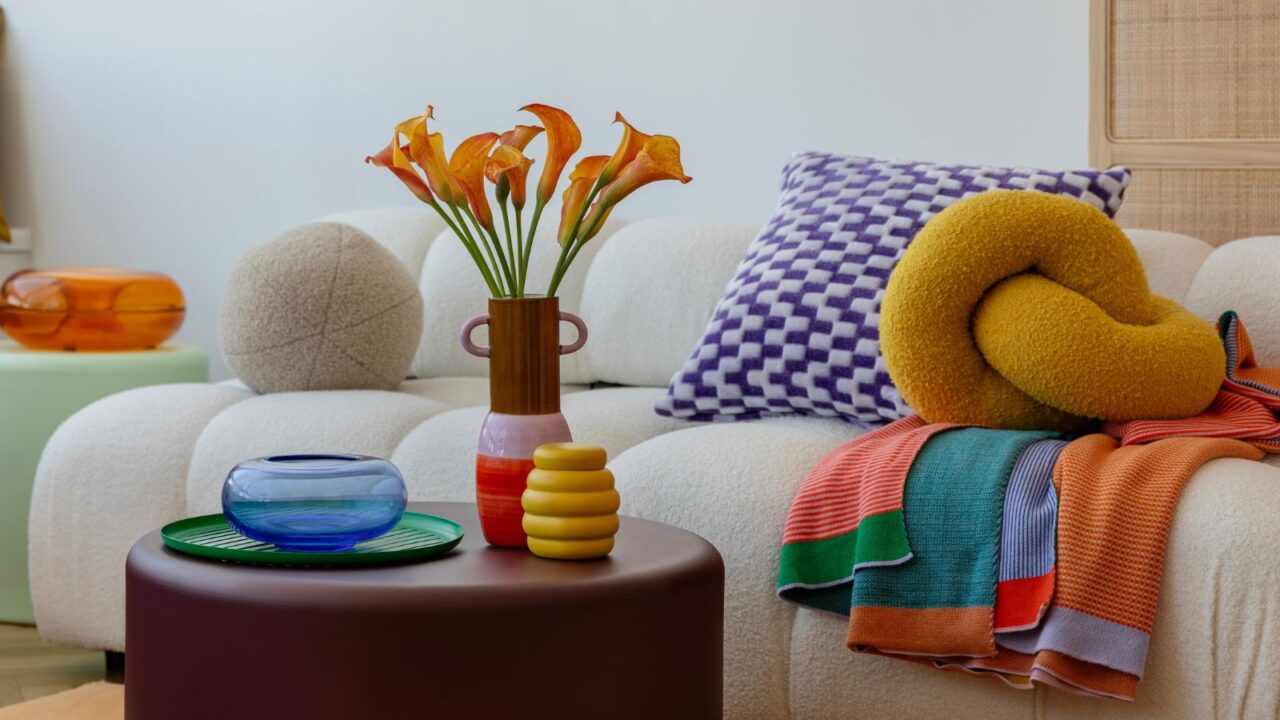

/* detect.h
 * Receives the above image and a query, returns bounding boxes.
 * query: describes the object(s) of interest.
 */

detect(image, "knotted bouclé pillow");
[880,191,1225,431]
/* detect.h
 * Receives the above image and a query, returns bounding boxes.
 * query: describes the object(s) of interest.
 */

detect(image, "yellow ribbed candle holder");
[521,443,620,560]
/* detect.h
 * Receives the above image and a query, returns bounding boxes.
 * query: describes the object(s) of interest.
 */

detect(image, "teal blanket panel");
[851,428,1054,610]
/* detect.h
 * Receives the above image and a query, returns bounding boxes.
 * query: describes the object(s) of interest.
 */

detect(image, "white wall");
[0,0,1089,379]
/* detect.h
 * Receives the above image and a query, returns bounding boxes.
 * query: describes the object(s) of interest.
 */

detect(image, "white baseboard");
[0,228,33,253]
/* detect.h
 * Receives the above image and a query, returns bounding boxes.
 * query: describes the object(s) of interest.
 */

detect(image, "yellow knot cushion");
[880,190,1224,431]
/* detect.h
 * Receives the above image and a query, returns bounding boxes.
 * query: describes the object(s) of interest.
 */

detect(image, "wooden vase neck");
[486,296,562,415]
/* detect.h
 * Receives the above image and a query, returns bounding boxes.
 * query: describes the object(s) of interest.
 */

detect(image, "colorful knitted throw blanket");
[778,313,1277,701]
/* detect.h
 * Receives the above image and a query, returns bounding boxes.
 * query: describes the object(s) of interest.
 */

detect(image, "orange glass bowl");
[0,268,185,351]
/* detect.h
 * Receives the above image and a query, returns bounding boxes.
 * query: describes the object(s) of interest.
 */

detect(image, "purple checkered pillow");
[655,152,1131,425]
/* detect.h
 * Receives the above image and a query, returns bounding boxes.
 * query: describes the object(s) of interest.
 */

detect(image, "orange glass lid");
[1,268,185,351]
[1,267,185,314]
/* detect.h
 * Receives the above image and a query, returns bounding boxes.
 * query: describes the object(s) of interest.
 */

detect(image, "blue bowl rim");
[262,453,368,464]
[230,453,401,477]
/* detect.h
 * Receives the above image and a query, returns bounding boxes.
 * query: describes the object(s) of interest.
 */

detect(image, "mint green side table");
[0,340,208,623]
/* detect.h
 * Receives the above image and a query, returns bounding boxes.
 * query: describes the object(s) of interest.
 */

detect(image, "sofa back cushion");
[580,219,759,388]
[653,153,1132,425]
[326,207,757,387]
[410,215,624,384]
[322,207,1280,405]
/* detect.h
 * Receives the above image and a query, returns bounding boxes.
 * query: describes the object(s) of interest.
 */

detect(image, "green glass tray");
[160,511,464,567]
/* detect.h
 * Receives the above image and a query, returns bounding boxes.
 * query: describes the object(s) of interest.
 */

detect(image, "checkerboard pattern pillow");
[655,152,1131,425]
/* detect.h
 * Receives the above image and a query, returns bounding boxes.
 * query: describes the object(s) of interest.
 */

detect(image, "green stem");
[452,204,506,296]
[463,206,517,296]
[429,201,500,296]
[546,180,604,297]
[521,202,545,296]
[555,206,610,290]
[499,201,517,297]
[514,206,525,295]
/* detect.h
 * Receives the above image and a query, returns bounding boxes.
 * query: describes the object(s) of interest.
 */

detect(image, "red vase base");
[476,454,534,548]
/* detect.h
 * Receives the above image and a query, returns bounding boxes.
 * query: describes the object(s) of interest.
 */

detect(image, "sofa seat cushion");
[399,376,492,408]
[185,390,452,514]
[397,376,590,410]
[390,387,686,501]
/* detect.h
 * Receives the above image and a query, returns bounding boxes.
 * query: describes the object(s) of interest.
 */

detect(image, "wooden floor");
[0,623,105,708]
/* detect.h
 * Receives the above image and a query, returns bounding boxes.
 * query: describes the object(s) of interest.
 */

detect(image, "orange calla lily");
[365,118,435,206]
[499,124,544,151]
[520,104,582,206]
[448,132,500,229]
[485,146,535,210]
[581,135,691,237]
[558,155,609,245]
[598,112,651,187]
[371,102,691,299]
[492,124,544,207]
[413,106,462,205]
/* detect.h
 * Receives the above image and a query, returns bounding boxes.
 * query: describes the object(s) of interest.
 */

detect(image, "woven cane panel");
[1110,0,1280,140]
[1116,168,1280,244]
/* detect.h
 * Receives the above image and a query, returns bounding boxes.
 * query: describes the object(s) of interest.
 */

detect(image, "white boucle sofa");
[29,209,1280,719]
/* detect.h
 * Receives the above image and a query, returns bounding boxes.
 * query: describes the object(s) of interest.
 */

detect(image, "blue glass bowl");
[221,454,408,552]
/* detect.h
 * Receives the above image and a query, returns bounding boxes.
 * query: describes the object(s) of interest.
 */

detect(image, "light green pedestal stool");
[0,341,207,623]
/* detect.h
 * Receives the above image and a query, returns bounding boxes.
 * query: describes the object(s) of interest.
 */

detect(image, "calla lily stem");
[546,178,604,297]
[453,205,507,296]
[499,201,517,296]
[463,205,517,295]
[520,202,546,296]
[514,207,525,294]
[429,201,501,297]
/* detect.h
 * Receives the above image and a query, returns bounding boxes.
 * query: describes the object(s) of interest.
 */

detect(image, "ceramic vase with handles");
[460,296,587,547]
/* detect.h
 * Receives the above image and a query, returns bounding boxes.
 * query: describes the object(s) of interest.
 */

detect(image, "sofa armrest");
[28,383,249,651]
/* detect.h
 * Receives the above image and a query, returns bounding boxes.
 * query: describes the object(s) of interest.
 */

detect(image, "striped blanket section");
[995,439,1066,633]
[777,415,957,614]
[779,312,1279,701]
[1107,311,1280,450]
[987,434,1264,699]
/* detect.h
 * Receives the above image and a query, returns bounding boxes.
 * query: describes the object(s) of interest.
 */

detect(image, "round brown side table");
[125,501,723,720]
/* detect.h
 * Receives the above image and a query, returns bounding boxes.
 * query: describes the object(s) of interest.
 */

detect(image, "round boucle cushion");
[220,222,423,393]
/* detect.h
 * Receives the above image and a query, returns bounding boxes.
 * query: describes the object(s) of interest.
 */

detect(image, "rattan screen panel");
[1110,0,1280,140]
[1092,0,1280,245]
[1117,168,1280,244]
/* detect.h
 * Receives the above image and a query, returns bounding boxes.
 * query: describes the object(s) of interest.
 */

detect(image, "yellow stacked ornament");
[521,443,620,560]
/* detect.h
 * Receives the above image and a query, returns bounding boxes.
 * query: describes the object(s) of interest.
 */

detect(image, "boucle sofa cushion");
[580,218,759,388]
[1183,235,1280,366]
[655,153,1130,425]
[411,218,625,384]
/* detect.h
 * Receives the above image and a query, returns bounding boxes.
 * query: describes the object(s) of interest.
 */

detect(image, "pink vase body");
[474,413,573,547]
[461,297,587,547]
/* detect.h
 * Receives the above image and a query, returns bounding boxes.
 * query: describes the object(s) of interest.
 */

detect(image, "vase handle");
[460,314,490,358]
[559,312,588,355]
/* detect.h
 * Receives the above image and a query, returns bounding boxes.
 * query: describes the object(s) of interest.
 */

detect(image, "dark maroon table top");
[128,501,723,610]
